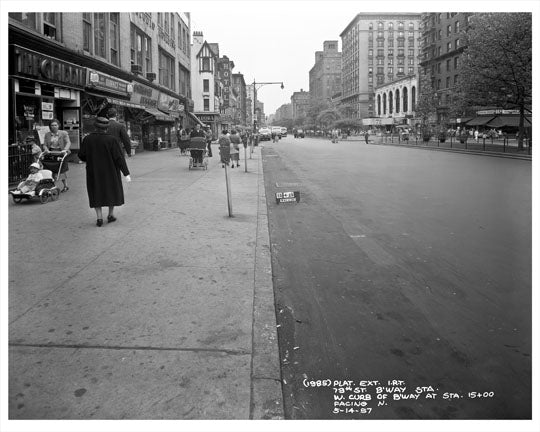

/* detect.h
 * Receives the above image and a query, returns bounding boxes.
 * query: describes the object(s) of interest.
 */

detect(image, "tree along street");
[262,136,531,419]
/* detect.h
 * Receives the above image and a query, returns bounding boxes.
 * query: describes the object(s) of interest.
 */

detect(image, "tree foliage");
[458,13,532,148]
[416,67,438,134]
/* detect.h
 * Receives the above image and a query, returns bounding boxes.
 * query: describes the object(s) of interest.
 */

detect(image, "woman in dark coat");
[78,117,131,227]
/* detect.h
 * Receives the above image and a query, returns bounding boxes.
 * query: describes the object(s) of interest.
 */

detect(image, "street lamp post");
[252,80,284,145]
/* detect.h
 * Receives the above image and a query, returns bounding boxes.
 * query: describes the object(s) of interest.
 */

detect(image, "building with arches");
[373,74,418,130]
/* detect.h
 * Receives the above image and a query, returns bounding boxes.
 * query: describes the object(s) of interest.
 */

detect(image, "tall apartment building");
[309,41,342,103]
[274,103,293,123]
[339,13,422,120]
[291,89,310,120]
[9,12,194,156]
[419,12,473,124]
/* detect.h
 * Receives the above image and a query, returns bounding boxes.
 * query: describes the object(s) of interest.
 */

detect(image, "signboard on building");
[86,69,130,96]
[476,109,520,115]
[130,82,159,108]
[11,45,86,88]
[158,92,184,116]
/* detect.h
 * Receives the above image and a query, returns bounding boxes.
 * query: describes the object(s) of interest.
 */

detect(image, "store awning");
[486,115,531,128]
[84,93,145,110]
[144,106,174,122]
[464,116,496,126]
[188,112,205,126]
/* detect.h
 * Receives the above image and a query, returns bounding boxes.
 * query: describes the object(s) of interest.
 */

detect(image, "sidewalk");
[6,146,283,422]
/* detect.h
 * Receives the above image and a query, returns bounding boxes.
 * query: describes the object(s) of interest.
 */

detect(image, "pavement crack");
[8,342,250,356]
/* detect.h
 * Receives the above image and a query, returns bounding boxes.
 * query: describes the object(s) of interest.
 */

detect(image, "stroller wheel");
[39,190,50,204]
[50,189,60,201]
[11,194,23,204]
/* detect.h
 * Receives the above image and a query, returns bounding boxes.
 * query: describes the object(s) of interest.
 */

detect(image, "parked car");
[281,127,287,137]
[295,128,305,138]
[259,127,271,141]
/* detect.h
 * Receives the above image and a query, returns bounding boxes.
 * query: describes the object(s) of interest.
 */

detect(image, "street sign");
[275,191,300,204]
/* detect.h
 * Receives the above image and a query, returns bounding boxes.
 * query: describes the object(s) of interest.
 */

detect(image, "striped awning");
[486,115,531,128]
[464,116,496,126]
[144,106,174,122]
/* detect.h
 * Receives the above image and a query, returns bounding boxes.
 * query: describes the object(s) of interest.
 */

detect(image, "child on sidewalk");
[13,162,43,194]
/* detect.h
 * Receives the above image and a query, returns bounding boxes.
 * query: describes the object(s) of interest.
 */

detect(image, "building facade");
[232,73,247,127]
[418,13,472,124]
[309,41,342,103]
[339,13,422,120]
[373,74,418,129]
[291,89,310,120]
[8,12,194,159]
[191,31,221,137]
[274,103,293,123]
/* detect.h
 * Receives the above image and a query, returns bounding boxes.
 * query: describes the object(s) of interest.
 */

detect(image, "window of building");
[377,67,384,74]
[368,49,373,57]
[397,67,404,75]
[398,49,404,56]
[446,59,451,71]
[377,49,384,56]
[398,39,404,47]
[408,67,414,74]
[388,49,394,56]
[388,39,394,47]
[398,58,404,65]
[378,31,384,37]
[446,76,451,88]
[388,67,393,74]
[454,74,459,85]
[455,21,460,33]
[377,40,384,47]
[43,13,57,38]
[164,13,169,33]
[201,57,211,71]
[170,13,175,39]
[437,79,441,90]
[409,58,414,65]
[83,13,92,51]
[159,49,175,90]
[447,25,452,36]
[377,58,384,65]
[409,22,414,30]
[178,23,182,49]
[131,25,152,74]
[369,22,373,30]
[378,21,384,29]
[93,13,106,58]
[388,58,394,65]
[388,22,394,30]
[203,79,210,92]
[109,13,119,66]
[398,21,404,30]
[203,98,210,111]
[368,67,373,74]
[408,48,414,56]
[437,46,441,56]
[455,38,460,49]
[438,30,442,40]
[454,56,459,69]
[9,12,37,30]
[437,62,441,73]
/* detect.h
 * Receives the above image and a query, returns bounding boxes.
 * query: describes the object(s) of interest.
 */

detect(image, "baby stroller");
[186,137,208,170]
[9,167,60,204]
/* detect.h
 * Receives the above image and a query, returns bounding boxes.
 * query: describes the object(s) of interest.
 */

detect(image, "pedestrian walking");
[364,130,369,144]
[43,118,71,192]
[218,129,231,168]
[205,126,213,157]
[230,129,241,168]
[107,107,132,157]
[474,129,479,143]
[78,117,131,227]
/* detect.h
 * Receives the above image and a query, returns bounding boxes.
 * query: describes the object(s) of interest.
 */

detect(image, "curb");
[250,151,284,419]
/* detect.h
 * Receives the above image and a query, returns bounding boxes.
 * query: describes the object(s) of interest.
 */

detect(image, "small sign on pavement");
[276,191,300,204]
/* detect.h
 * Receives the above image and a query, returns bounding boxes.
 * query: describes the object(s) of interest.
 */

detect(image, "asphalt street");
[262,135,532,420]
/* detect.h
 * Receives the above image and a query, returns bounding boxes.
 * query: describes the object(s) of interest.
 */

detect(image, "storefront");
[9,44,84,149]
[130,82,175,151]
[193,113,220,139]
[158,92,185,148]
[82,69,145,152]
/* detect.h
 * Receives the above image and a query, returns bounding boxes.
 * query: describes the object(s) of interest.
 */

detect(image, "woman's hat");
[95,117,109,129]
[30,162,41,170]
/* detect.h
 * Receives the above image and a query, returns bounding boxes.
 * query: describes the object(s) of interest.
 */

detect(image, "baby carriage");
[186,137,208,170]
[9,151,68,204]
[9,168,60,204]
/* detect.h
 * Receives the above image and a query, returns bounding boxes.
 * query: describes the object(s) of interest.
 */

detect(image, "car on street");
[281,127,287,137]
[294,128,305,138]
[259,127,271,141]
[271,126,282,138]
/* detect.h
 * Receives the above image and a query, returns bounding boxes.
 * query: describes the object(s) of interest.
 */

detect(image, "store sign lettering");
[87,69,129,95]
[12,46,85,87]
[131,83,158,108]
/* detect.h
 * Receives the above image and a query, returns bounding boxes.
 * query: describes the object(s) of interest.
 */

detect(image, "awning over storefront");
[464,116,496,126]
[144,106,174,122]
[188,112,205,126]
[486,115,531,128]
[84,93,145,110]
